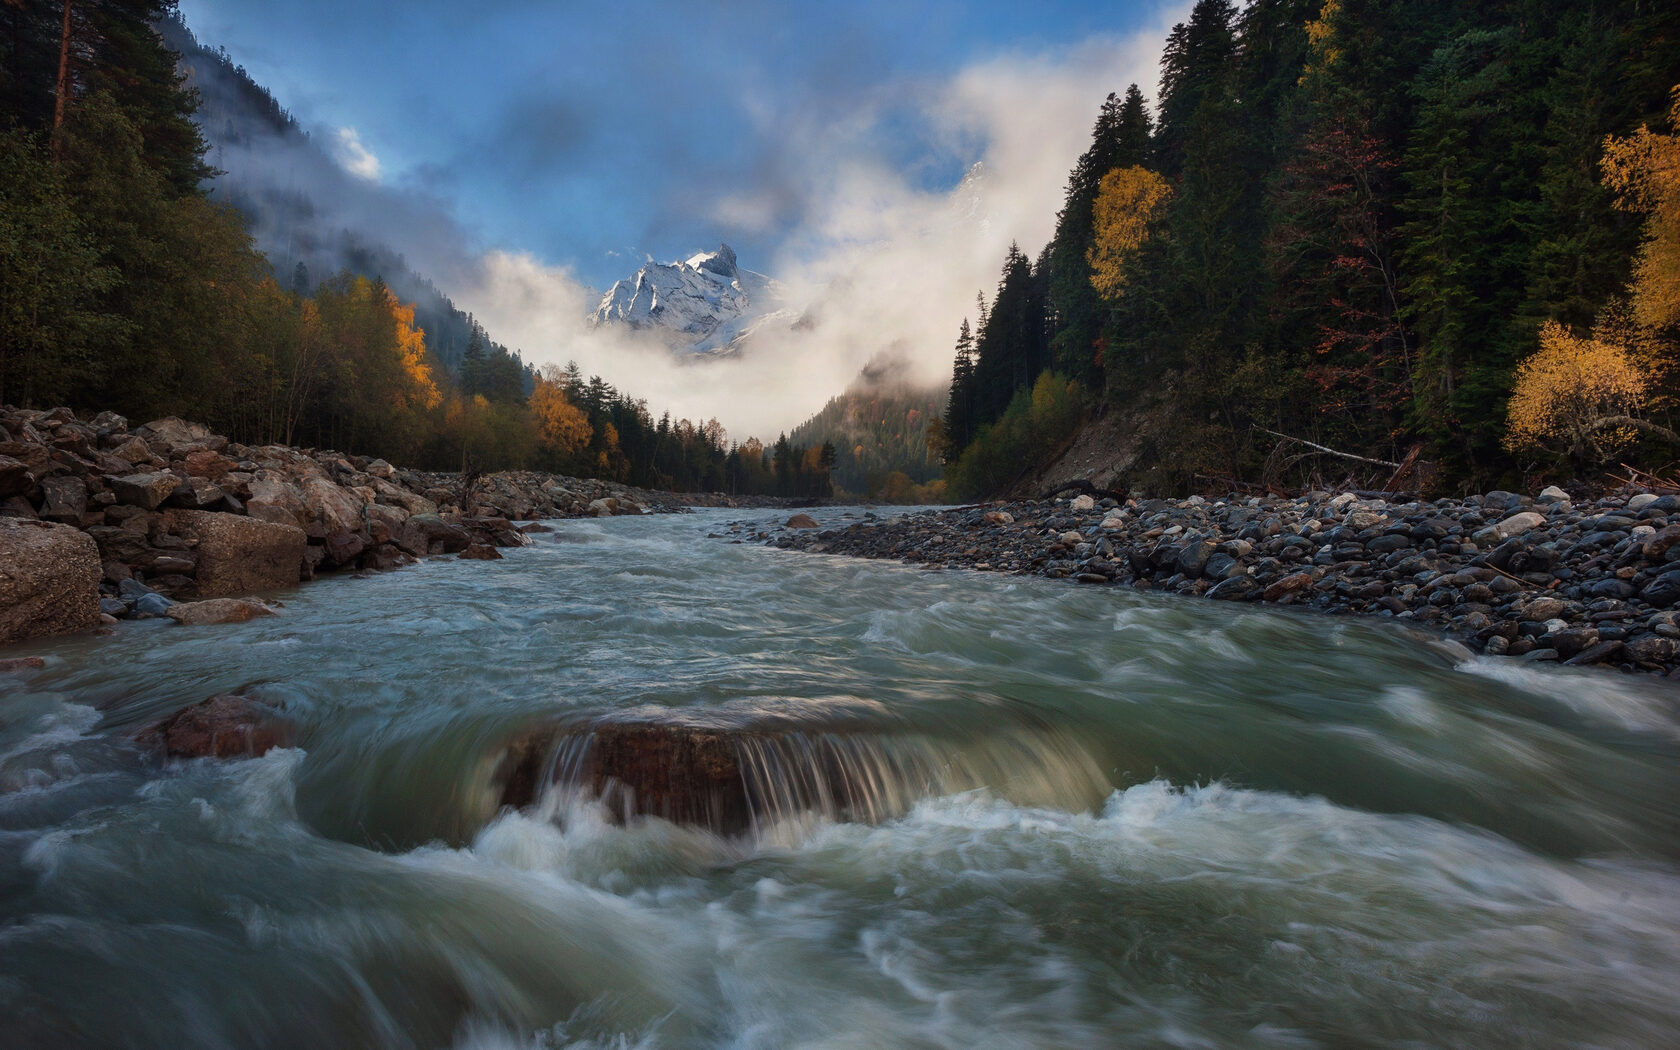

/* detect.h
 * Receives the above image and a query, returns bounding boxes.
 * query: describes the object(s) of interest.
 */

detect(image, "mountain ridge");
[589,244,796,356]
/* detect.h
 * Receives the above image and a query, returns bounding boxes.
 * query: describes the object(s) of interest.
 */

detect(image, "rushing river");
[4,507,1680,1049]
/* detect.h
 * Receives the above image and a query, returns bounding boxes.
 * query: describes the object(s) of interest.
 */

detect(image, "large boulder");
[498,720,754,834]
[38,475,88,523]
[297,474,366,534]
[111,471,180,510]
[245,470,310,528]
[397,513,470,555]
[0,518,101,644]
[162,509,305,596]
[134,694,290,759]
[134,417,227,456]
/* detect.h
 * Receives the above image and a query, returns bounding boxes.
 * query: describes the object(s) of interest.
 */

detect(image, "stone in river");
[458,543,503,560]
[165,597,276,626]
[786,514,819,529]
[135,694,290,759]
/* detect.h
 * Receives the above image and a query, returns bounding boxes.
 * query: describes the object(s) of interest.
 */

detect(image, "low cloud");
[459,11,1183,441]
[193,5,1185,444]
[332,126,382,181]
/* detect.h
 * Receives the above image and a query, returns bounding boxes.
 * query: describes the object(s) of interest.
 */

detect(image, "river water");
[3,507,1679,1049]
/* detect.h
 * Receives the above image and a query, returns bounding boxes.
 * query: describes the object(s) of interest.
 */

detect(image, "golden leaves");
[1601,85,1680,330]
[1505,321,1646,455]
[1088,165,1172,300]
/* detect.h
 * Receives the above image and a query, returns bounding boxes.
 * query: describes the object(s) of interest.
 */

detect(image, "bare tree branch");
[1253,426,1403,470]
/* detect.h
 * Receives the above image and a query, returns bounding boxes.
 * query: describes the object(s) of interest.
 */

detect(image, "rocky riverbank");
[0,405,742,645]
[769,488,1680,678]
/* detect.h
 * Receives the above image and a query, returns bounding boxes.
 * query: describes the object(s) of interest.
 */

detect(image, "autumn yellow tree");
[1088,165,1172,299]
[1601,85,1680,331]
[530,364,591,463]
[1505,320,1678,464]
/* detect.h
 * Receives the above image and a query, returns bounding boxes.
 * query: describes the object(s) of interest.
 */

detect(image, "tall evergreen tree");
[1045,86,1152,388]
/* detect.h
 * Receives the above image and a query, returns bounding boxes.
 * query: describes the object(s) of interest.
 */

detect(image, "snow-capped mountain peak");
[589,244,788,356]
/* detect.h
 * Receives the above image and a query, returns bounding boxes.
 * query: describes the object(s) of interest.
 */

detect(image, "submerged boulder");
[0,518,101,644]
[135,693,290,758]
[498,720,753,834]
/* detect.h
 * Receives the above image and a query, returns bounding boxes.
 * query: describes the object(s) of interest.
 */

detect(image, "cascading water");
[3,506,1679,1049]
[499,707,1111,835]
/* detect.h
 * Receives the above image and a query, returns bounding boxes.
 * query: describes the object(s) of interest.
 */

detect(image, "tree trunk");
[51,0,72,159]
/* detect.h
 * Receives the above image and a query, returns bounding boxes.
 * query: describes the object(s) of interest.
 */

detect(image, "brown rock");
[0,656,47,673]
[322,528,368,566]
[498,720,753,833]
[111,471,180,510]
[134,417,226,455]
[162,510,306,596]
[297,474,366,535]
[245,471,310,528]
[363,544,416,572]
[38,475,88,522]
[459,543,503,560]
[786,513,820,529]
[107,436,157,465]
[0,441,50,476]
[165,474,226,510]
[1261,572,1314,602]
[0,454,32,497]
[165,597,277,626]
[135,694,290,759]
[0,518,101,644]
[1642,524,1680,562]
[398,513,470,555]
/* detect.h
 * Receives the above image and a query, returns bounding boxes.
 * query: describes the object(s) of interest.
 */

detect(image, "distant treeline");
[788,386,945,501]
[935,0,1680,497]
[0,0,832,496]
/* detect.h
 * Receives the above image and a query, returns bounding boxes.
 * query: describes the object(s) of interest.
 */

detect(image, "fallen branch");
[1254,426,1403,470]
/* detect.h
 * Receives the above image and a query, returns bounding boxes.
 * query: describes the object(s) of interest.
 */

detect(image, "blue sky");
[175,0,1177,290]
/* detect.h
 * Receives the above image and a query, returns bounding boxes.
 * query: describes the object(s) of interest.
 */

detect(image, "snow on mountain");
[589,244,793,356]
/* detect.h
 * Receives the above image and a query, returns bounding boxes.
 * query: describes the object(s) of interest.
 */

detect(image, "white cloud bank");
[332,126,382,181]
[459,10,1185,442]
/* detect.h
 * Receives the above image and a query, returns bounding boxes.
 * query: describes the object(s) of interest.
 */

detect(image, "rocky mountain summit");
[589,244,794,355]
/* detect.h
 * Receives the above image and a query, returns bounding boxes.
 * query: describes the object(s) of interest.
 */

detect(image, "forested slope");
[935,0,1680,498]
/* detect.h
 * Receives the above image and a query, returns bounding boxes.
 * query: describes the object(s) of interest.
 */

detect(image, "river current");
[3,507,1679,1049]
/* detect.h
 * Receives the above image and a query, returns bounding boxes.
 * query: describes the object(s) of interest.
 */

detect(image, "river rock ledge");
[770,489,1680,678]
[0,405,708,645]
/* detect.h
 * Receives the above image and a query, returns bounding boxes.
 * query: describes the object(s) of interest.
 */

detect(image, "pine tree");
[1045,85,1152,387]
[943,318,978,454]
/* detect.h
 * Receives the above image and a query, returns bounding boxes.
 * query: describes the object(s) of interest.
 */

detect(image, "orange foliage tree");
[1088,165,1172,299]
[1504,320,1673,464]
[530,364,592,465]
[1601,85,1680,331]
